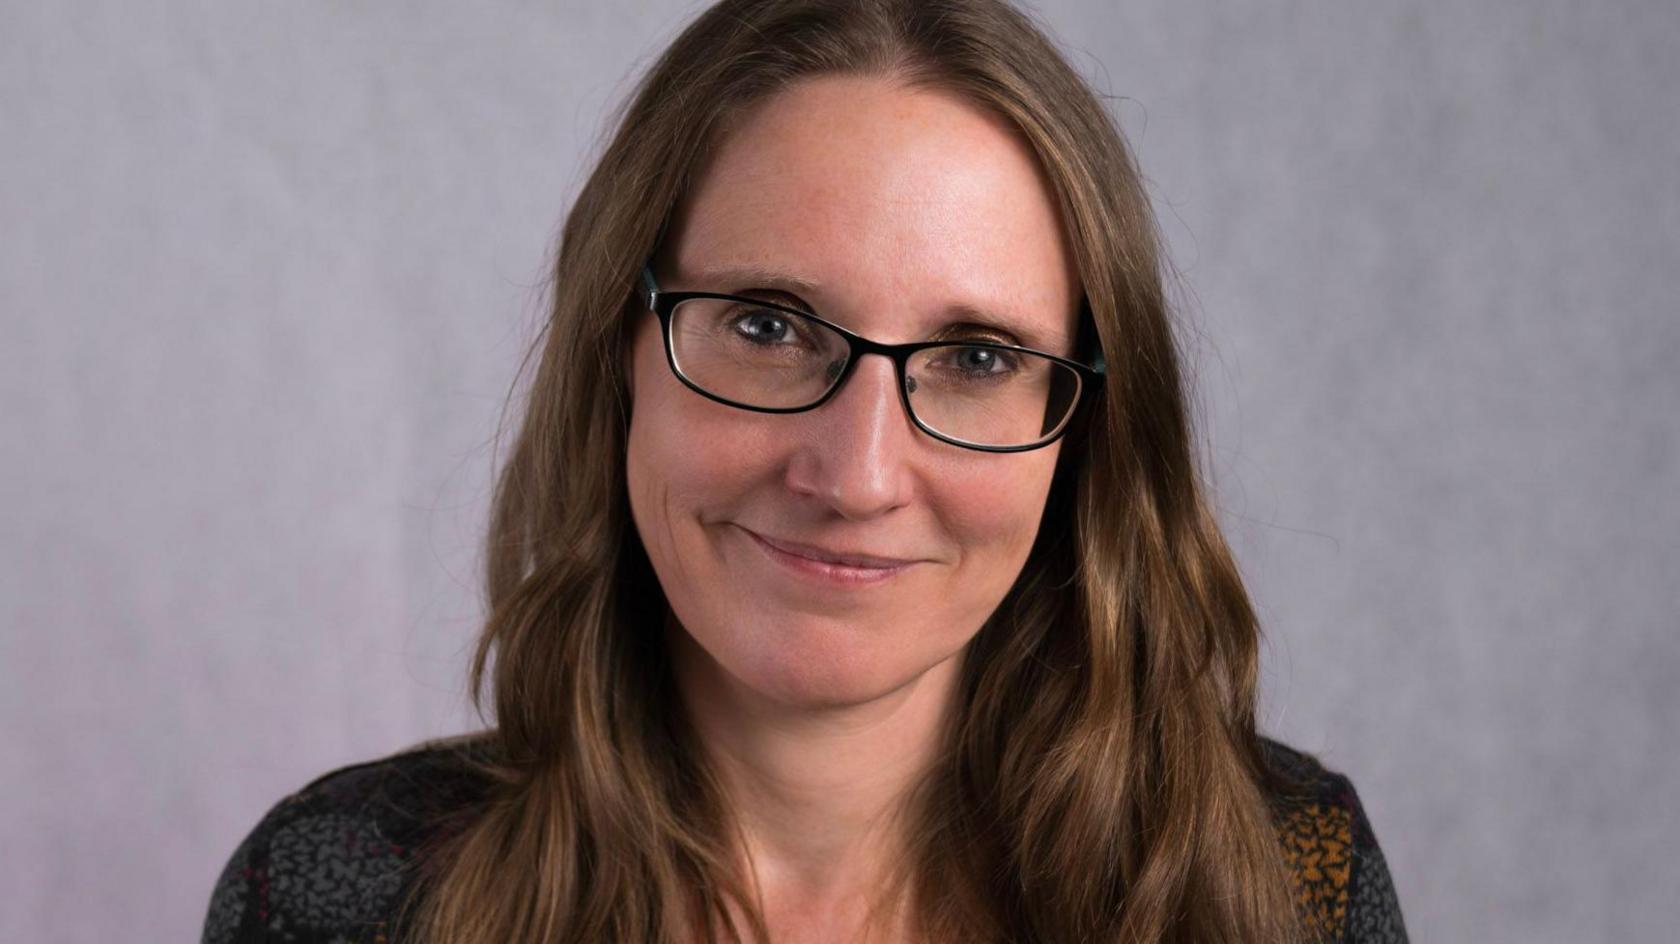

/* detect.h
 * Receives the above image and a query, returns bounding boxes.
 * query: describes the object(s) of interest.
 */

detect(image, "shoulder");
[201,733,499,944]
[1257,736,1410,944]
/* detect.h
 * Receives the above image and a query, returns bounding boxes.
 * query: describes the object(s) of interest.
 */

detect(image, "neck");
[668,623,961,935]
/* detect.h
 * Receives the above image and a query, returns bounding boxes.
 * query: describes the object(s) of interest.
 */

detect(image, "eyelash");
[739,288,1023,347]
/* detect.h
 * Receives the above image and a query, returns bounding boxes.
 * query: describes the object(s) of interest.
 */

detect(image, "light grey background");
[3,1,1675,941]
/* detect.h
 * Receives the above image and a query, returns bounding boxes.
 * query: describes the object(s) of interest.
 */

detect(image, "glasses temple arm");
[639,265,660,309]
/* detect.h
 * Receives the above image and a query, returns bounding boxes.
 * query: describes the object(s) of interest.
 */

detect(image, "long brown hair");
[401,1,1313,941]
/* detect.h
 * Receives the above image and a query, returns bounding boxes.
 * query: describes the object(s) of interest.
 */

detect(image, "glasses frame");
[638,264,1106,453]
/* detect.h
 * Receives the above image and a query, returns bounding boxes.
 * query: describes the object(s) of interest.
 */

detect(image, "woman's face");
[626,75,1082,710]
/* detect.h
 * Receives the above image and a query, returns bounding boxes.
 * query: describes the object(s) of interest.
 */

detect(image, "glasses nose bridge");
[821,335,917,426]
[830,330,913,396]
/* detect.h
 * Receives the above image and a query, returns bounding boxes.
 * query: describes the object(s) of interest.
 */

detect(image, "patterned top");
[201,735,1407,943]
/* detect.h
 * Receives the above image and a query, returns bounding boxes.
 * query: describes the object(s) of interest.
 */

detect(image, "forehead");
[665,75,1082,349]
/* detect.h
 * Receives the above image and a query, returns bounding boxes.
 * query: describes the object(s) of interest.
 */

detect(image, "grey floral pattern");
[1348,836,1410,943]
[199,738,496,943]
[202,830,250,944]
[266,812,406,930]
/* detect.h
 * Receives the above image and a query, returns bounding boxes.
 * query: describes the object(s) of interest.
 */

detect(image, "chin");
[694,609,957,712]
[747,657,910,711]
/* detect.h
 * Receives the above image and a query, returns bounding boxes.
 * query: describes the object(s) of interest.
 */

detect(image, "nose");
[783,353,918,520]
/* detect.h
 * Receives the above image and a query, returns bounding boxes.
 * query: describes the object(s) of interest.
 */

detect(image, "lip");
[738,527,918,585]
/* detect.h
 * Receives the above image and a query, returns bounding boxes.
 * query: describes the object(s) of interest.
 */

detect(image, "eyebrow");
[686,263,822,297]
[685,263,1067,353]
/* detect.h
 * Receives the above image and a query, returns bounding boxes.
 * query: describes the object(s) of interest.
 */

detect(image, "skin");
[624,74,1082,942]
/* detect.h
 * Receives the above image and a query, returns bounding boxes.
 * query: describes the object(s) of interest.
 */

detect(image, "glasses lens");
[904,343,1083,449]
[668,298,850,408]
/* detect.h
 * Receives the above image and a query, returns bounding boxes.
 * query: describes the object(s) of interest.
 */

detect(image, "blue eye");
[732,310,795,344]
[956,347,999,372]
[949,345,1017,376]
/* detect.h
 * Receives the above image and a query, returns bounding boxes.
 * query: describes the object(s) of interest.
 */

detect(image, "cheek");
[627,326,701,605]
[935,452,1060,607]
[625,329,786,606]
[627,410,773,552]
[625,313,782,489]
[626,346,785,527]
[628,318,725,535]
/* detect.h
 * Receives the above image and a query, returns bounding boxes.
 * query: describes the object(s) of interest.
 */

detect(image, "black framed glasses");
[638,265,1105,453]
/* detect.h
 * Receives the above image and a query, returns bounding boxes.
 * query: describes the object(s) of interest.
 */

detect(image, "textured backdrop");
[3,1,1676,940]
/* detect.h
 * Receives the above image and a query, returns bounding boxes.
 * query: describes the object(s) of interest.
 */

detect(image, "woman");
[202,1,1407,942]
